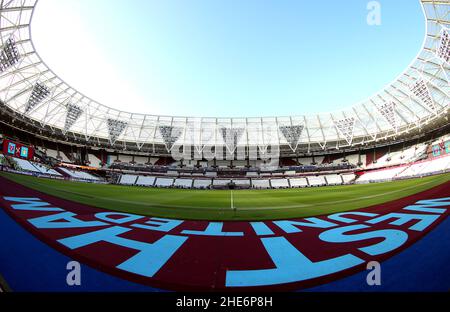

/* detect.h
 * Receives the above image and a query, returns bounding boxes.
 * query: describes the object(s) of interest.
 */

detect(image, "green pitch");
[1,171,449,221]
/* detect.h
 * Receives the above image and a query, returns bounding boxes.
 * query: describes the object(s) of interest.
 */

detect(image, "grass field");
[1,172,449,221]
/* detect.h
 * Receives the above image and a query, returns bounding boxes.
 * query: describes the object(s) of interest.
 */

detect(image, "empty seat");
[324,174,343,185]
[119,175,138,185]
[341,174,356,184]
[289,178,308,187]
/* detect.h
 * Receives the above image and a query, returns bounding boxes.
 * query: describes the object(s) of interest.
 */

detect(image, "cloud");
[32,0,152,115]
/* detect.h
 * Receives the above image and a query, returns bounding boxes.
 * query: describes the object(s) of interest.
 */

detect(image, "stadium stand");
[270,178,290,188]
[324,174,343,185]
[60,152,72,163]
[341,173,356,184]
[87,153,102,168]
[174,178,193,188]
[251,179,271,189]
[366,143,428,169]
[44,148,59,159]
[119,174,138,185]
[32,162,61,176]
[13,158,61,176]
[289,177,309,188]
[213,179,232,187]
[193,179,212,189]
[307,176,327,187]
[136,175,156,186]
[397,155,450,178]
[58,167,100,181]
[155,178,174,187]
[134,156,149,165]
[357,154,450,183]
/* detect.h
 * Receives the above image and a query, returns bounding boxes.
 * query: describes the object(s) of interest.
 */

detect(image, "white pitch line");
[231,189,235,210]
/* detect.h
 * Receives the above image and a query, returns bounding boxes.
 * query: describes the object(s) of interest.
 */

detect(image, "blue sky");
[32,0,425,117]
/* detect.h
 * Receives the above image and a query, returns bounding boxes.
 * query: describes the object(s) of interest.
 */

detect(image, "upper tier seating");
[213,179,232,186]
[358,153,450,182]
[88,154,102,168]
[117,155,133,163]
[367,144,428,169]
[216,161,231,168]
[233,160,247,168]
[421,156,450,174]
[357,166,406,182]
[134,156,149,165]
[396,162,428,178]
[45,148,59,159]
[60,152,72,163]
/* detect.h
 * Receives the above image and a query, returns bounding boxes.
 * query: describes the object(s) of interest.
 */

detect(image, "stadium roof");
[0,0,449,153]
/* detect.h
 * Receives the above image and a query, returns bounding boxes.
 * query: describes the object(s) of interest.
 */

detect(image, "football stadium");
[0,0,449,299]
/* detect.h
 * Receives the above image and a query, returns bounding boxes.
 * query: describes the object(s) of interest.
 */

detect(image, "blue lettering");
[403,197,450,214]
[132,217,183,233]
[366,213,441,232]
[250,222,274,236]
[29,212,107,229]
[273,218,337,234]
[226,236,363,287]
[95,212,144,224]
[328,212,379,224]
[58,226,187,277]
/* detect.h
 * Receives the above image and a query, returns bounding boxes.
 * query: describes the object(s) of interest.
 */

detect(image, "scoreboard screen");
[20,146,29,158]
[2,139,34,160]
[431,140,450,157]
